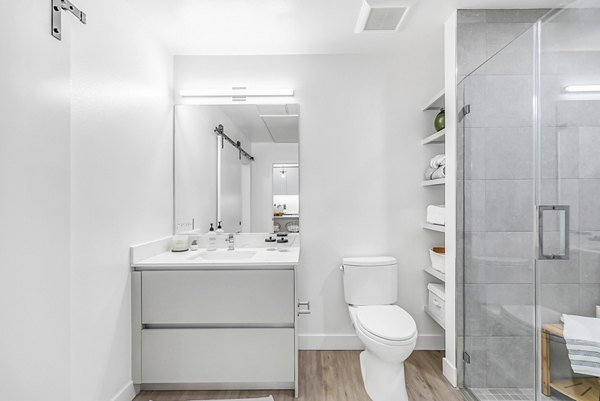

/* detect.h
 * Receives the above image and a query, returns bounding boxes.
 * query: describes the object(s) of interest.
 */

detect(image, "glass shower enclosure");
[458,2,600,400]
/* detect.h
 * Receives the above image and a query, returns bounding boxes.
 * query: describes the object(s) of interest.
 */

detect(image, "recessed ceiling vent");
[355,0,409,33]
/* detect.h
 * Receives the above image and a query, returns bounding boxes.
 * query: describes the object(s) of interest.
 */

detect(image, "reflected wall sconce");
[564,85,600,93]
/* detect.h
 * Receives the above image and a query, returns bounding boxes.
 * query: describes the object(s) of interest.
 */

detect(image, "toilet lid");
[357,305,417,342]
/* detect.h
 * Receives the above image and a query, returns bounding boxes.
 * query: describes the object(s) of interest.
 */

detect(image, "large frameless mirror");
[174,104,300,234]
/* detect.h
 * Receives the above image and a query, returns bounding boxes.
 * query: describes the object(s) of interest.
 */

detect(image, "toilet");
[341,256,417,401]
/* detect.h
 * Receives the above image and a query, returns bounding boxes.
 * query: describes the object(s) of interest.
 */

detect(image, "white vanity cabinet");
[132,266,298,394]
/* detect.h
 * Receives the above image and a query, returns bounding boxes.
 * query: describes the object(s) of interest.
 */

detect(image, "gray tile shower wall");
[538,23,600,324]
[458,9,541,391]
[457,9,547,79]
[458,8,600,391]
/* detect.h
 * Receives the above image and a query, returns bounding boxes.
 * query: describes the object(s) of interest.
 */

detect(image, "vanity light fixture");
[565,85,600,93]
[259,114,300,118]
[180,87,294,98]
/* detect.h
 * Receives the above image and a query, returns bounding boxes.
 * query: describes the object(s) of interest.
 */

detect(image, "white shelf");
[423,223,445,232]
[424,306,446,329]
[424,266,446,282]
[273,215,299,219]
[422,89,445,111]
[422,178,445,187]
[421,129,446,145]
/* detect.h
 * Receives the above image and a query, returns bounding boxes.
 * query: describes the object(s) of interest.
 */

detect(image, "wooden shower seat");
[542,323,600,401]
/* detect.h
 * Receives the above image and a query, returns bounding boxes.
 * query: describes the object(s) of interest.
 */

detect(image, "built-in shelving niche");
[422,89,446,332]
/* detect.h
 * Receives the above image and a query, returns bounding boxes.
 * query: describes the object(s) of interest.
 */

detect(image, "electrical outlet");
[176,218,194,233]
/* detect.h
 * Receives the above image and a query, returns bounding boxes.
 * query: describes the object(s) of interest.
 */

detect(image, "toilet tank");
[342,256,398,305]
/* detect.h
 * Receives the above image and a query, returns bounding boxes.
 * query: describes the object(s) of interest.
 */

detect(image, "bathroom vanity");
[130,236,301,395]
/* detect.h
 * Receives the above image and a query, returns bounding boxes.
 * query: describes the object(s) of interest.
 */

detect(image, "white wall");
[444,12,459,385]
[70,1,173,400]
[0,1,71,400]
[251,143,299,232]
[174,51,446,350]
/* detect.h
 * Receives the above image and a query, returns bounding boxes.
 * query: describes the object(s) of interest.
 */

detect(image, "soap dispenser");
[207,223,217,251]
[216,221,224,235]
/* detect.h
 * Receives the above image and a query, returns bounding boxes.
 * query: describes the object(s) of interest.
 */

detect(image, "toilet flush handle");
[297,300,311,316]
[339,264,344,271]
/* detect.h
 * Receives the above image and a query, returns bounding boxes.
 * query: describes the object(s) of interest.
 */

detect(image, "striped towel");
[563,314,600,377]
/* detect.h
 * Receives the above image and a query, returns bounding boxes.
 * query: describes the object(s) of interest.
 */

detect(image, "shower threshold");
[468,388,568,401]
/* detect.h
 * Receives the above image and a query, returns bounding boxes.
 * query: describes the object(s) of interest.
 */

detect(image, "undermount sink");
[189,250,257,261]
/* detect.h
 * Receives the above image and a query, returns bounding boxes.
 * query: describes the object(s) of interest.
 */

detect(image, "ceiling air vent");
[355,0,409,33]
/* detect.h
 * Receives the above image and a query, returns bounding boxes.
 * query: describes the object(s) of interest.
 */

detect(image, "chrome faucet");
[227,233,235,251]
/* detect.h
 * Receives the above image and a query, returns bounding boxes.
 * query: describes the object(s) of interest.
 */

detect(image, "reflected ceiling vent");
[355,0,409,33]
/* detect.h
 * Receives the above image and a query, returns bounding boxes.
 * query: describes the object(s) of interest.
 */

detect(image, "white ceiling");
[221,104,300,143]
[125,0,565,55]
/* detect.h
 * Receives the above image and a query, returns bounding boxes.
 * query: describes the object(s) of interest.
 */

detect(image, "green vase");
[434,108,445,132]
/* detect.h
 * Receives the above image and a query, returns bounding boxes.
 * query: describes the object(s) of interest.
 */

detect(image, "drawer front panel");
[141,328,295,384]
[142,270,294,325]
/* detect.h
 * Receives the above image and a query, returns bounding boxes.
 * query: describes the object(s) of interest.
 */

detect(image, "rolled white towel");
[424,166,436,180]
[563,314,600,377]
[429,154,446,168]
[431,166,446,180]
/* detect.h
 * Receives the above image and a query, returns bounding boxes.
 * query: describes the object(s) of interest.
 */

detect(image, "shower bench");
[542,323,600,401]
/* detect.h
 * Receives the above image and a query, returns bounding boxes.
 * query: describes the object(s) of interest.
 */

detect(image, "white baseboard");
[299,334,364,350]
[416,334,445,350]
[110,381,136,401]
[443,357,458,387]
[299,334,444,351]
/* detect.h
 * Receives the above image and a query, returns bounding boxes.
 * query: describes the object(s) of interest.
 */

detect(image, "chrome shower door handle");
[537,205,570,260]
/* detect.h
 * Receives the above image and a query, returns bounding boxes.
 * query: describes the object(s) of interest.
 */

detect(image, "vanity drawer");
[141,270,294,325]
[141,328,295,384]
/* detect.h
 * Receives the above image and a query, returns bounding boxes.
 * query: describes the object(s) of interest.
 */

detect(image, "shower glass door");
[460,2,600,400]
[536,4,600,401]
[459,22,538,401]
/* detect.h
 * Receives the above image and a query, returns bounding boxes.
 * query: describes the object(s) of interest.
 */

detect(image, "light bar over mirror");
[180,87,295,98]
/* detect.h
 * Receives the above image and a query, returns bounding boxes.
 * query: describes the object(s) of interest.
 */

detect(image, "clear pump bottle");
[207,223,217,251]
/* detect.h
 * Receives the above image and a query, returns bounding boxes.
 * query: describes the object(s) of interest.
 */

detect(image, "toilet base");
[359,350,409,401]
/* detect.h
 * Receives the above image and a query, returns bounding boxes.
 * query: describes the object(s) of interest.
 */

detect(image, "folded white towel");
[426,205,445,226]
[563,314,600,377]
[429,154,446,168]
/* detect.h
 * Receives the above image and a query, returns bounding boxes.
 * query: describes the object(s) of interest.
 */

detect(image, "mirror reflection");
[174,104,299,234]
[273,164,299,233]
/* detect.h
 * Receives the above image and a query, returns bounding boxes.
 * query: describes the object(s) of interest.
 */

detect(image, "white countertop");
[132,247,300,270]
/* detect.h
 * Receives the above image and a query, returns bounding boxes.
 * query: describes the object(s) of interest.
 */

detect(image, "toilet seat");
[356,305,417,345]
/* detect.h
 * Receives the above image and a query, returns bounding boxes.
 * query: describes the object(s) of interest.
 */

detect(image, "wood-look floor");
[133,350,463,401]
